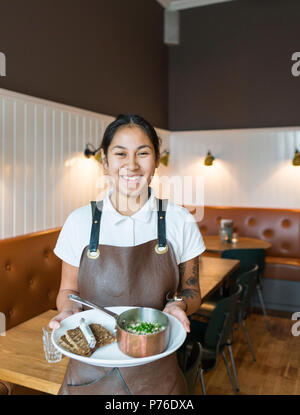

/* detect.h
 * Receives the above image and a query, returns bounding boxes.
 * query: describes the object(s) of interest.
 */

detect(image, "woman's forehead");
[110,126,154,148]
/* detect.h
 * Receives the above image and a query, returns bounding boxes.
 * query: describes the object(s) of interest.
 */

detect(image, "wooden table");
[203,235,271,254]
[0,310,68,395]
[0,257,239,395]
[200,257,239,302]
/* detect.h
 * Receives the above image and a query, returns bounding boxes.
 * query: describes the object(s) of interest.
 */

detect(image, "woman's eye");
[138,152,150,156]
[115,152,126,156]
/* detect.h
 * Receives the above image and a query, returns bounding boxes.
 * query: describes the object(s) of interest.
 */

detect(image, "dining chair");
[221,249,271,331]
[188,284,242,395]
[177,339,203,394]
[230,265,259,362]
[197,265,259,360]
[0,381,13,395]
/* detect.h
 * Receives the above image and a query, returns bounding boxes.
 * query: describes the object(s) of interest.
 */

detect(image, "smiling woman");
[100,115,160,215]
[50,114,206,395]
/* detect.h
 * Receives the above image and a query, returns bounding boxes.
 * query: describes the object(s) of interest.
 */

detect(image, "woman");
[49,114,205,395]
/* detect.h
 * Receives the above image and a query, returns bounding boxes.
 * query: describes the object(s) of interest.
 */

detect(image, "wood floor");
[195,312,300,395]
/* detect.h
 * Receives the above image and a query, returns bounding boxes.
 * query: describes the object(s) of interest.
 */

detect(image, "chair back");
[235,265,259,320]
[221,248,265,275]
[183,341,203,394]
[204,284,242,350]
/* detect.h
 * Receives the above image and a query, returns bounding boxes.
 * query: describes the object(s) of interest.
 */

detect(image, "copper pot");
[69,294,170,358]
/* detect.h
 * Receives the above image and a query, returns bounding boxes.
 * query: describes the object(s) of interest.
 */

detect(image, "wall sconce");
[160,150,169,166]
[204,151,215,166]
[293,149,300,166]
[84,143,102,163]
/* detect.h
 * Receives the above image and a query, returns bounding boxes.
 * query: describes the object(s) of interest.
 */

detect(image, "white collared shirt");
[54,188,206,267]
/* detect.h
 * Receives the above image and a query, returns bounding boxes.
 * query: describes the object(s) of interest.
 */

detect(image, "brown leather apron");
[58,197,188,395]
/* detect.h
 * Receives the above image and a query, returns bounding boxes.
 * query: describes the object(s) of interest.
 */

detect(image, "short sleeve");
[179,210,206,264]
[54,212,81,267]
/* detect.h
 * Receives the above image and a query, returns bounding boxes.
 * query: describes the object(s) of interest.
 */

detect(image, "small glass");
[42,327,62,363]
[231,232,239,244]
[219,228,227,242]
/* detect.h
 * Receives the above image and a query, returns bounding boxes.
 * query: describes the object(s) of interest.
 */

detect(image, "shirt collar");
[102,187,156,225]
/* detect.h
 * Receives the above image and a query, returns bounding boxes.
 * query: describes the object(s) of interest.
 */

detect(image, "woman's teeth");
[122,176,140,181]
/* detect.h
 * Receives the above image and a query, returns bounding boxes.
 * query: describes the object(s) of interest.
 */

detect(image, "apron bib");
[58,197,188,395]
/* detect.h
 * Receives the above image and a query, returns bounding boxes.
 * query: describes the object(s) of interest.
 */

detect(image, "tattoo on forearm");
[179,261,186,279]
[192,256,199,276]
[186,276,198,286]
[178,288,199,299]
[185,257,199,286]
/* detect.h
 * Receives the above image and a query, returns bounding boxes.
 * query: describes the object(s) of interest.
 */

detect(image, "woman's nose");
[126,155,139,170]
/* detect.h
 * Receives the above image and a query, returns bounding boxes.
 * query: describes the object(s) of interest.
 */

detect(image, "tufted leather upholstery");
[183,206,300,282]
[0,228,61,331]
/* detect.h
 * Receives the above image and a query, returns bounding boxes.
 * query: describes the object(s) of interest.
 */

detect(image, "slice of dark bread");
[65,327,92,356]
[58,323,116,357]
[58,334,92,357]
[90,323,117,348]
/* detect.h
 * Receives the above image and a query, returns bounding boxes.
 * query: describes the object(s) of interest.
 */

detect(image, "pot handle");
[68,294,119,320]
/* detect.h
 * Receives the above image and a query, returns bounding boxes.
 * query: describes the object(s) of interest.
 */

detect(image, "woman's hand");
[163,302,190,333]
[48,307,81,330]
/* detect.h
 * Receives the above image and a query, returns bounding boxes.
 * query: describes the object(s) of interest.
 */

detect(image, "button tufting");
[281,219,291,228]
[248,218,256,226]
[5,263,11,271]
[263,229,274,238]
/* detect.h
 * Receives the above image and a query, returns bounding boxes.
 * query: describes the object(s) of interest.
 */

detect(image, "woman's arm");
[48,261,82,329]
[163,255,201,332]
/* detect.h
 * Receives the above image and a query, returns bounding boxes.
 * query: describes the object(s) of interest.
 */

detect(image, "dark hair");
[100,114,161,162]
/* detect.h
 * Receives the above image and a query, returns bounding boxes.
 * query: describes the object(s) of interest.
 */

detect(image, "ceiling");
[156,0,235,10]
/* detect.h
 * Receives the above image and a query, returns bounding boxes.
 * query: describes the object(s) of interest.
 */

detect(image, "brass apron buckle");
[87,248,100,259]
[155,244,168,255]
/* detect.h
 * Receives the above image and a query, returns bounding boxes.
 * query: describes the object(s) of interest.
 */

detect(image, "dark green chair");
[197,265,259,362]
[188,284,242,394]
[221,248,271,331]
[230,265,259,362]
[177,339,203,394]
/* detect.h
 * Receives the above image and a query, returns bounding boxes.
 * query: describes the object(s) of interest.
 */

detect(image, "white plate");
[52,306,187,367]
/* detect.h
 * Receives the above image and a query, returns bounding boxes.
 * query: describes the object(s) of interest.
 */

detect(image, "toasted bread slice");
[65,327,93,356]
[90,323,116,348]
[58,334,91,357]
[58,323,116,357]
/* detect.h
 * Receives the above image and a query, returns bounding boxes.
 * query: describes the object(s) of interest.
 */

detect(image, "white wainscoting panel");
[0,88,170,239]
[170,128,300,209]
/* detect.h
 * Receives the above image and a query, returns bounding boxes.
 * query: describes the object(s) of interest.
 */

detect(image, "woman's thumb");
[48,318,60,330]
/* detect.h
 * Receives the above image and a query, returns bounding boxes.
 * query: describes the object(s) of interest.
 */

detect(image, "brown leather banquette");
[0,228,61,331]
[184,205,300,283]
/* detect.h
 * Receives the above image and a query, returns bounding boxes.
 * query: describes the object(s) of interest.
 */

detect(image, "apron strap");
[88,200,103,256]
[88,195,168,255]
[157,198,168,248]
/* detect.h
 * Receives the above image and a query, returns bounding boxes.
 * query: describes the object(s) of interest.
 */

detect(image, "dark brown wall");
[169,0,300,131]
[0,0,168,128]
